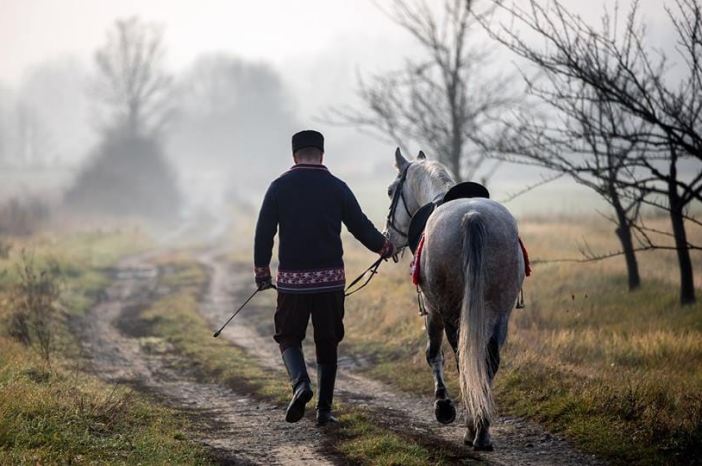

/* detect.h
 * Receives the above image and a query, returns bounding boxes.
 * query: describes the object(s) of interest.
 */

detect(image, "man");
[254,130,393,426]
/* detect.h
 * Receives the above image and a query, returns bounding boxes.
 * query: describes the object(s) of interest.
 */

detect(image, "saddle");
[408,181,490,254]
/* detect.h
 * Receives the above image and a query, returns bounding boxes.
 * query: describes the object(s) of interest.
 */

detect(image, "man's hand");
[379,240,395,260]
[257,277,273,290]
[254,266,274,290]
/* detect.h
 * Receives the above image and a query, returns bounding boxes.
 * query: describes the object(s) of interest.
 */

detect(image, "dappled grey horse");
[384,149,525,450]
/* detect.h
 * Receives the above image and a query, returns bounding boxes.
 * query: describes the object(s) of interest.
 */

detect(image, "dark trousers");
[274,290,345,364]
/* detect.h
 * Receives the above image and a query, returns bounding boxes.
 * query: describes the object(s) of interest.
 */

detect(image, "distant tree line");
[60,17,298,222]
[0,15,298,224]
[0,60,91,169]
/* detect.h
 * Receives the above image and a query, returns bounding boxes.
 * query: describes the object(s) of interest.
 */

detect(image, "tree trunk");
[664,147,695,305]
[608,172,641,291]
[669,201,696,305]
[613,204,641,291]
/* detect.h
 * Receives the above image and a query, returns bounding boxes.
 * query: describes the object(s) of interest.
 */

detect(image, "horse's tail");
[458,211,494,429]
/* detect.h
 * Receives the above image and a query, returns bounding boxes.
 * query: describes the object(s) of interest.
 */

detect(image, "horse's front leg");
[425,310,456,424]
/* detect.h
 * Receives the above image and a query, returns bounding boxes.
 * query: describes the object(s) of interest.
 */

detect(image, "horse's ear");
[417,150,426,160]
[395,147,409,171]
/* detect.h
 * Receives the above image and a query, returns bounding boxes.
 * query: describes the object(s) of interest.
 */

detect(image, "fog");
[0,0,692,227]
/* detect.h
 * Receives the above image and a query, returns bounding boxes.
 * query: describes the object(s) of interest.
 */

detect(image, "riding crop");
[212,284,276,338]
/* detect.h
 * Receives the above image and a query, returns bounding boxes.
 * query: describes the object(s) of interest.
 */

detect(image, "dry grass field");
[336,214,702,464]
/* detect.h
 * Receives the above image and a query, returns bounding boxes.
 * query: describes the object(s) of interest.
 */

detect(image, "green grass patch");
[0,231,214,464]
[335,410,437,466]
[0,341,209,464]
[494,358,702,465]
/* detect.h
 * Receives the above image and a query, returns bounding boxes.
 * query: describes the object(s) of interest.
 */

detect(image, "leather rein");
[386,166,412,239]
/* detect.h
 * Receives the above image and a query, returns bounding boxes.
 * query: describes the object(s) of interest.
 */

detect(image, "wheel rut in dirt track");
[199,251,604,466]
[78,254,339,466]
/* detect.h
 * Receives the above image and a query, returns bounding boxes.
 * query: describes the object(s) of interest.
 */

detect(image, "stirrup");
[516,288,525,309]
[417,286,428,316]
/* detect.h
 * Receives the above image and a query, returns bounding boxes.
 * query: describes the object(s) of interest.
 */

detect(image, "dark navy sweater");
[254,164,387,293]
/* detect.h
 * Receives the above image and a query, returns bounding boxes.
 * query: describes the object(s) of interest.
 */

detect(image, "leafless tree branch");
[326,0,520,181]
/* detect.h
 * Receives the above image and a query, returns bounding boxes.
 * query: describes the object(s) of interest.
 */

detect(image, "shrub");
[7,251,63,366]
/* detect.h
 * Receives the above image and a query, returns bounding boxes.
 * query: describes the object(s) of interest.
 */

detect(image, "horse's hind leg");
[425,311,456,424]
[444,322,477,446]
[466,335,500,451]
[472,317,509,451]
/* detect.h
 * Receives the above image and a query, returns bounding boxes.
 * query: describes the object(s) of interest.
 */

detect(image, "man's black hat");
[292,130,324,153]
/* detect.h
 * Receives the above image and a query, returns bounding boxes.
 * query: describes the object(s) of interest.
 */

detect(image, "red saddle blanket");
[411,235,531,286]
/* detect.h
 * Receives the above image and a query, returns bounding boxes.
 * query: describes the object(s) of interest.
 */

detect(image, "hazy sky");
[1,0,410,82]
[0,0,685,213]
[1,0,676,85]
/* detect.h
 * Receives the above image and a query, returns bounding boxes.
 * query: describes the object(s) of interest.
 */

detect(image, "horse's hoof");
[463,431,473,446]
[473,443,494,452]
[434,398,456,424]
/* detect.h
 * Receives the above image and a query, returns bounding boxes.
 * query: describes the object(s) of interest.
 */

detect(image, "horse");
[384,148,525,450]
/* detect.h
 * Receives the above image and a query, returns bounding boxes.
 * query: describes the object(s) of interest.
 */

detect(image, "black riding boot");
[316,363,338,426]
[282,347,313,423]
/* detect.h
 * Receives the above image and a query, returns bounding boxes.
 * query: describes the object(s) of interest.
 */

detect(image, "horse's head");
[384,147,427,250]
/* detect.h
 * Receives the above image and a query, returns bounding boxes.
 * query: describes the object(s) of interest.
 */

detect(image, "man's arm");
[254,184,278,288]
[341,183,394,257]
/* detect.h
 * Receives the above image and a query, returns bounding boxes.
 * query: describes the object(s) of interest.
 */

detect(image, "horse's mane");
[405,159,455,205]
[417,160,455,188]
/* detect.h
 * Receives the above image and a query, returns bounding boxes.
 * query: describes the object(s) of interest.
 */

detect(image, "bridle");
[386,166,413,239]
[384,164,429,317]
[346,168,411,296]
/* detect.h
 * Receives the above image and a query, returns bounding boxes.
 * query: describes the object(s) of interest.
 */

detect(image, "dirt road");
[78,254,339,465]
[77,250,603,465]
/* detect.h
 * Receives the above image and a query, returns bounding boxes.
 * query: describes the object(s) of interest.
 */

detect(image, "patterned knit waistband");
[276,267,346,293]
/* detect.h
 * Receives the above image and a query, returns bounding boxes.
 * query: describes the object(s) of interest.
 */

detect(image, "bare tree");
[487,0,702,305]
[330,0,516,182]
[66,17,181,222]
[495,77,648,290]
[94,17,173,136]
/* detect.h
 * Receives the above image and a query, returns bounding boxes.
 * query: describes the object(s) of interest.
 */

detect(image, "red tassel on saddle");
[410,234,425,286]
[519,237,531,277]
